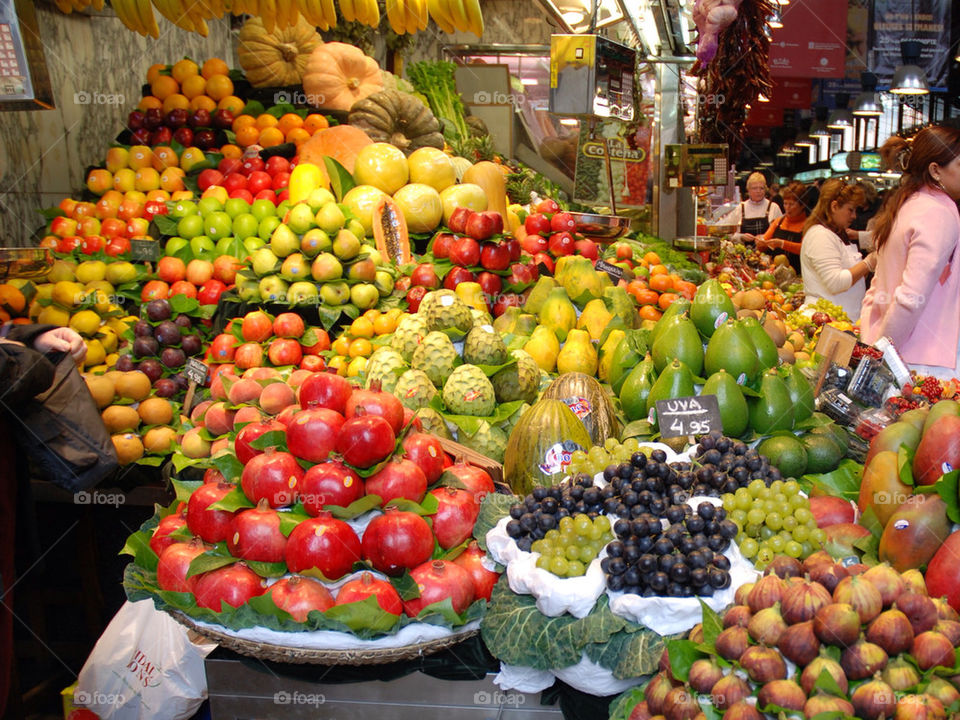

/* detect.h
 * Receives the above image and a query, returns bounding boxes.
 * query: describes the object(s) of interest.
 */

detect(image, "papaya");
[690,278,736,338]
[522,277,556,315]
[372,196,412,264]
[597,329,625,383]
[913,413,960,485]
[878,495,951,572]
[651,314,703,377]
[864,420,921,467]
[747,369,793,434]
[857,450,912,527]
[538,288,578,342]
[704,319,758,384]
[603,286,639,330]
[783,364,815,423]
[647,358,696,420]
[701,369,748,437]
[739,316,779,371]
[620,354,655,422]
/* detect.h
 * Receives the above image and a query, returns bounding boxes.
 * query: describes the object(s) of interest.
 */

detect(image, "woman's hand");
[846,228,860,242]
[864,252,878,273]
[34,327,86,364]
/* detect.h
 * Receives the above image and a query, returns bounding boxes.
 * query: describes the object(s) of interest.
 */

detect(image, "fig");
[688,624,704,644]
[645,672,675,715]
[627,701,652,720]
[834,574,883,624]
[840,637,889,680]
[934,619,960,645]
[814,602,861,647]
[739,645,786,683]
[720,702,762,720]
[747,574,784,612]
[911,630,956,670]
[661,686,699,720]
[723,605,751,628]
[808,561,848,593]
[901,568,927,595]
[932,597,960,622]
[756,679,805,711]
[802,550,835,572]
[687,659,724,695]
[734,582,754,606]
[803,693,854,718]
[893,694,946,720]
[801,656,849,696]
[850,677,896,720]
[714,625,750,662]
[778,620,821,666]
[862,564,905,607]
[781,579,832,624]
[881,657,921,691]
[866,608,915,655]
[747,602,786,645]
[847,562,869,575]
[896,592,938,634]
[925,677,960,706]
[710,673,750,710]
[764,555,803,579]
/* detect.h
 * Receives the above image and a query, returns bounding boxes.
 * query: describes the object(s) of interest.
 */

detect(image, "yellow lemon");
[83,338,106,367]
[37,305,70,327]
[69,310,102,337]
[75,260,107,284]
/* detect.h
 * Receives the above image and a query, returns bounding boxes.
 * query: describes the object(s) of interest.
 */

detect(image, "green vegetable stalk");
[406,60,470,150]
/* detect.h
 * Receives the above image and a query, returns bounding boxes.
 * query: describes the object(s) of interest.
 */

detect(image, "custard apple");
[420,290,473,339]
[442,364,495,416]
[463,324,508,367]
[458,421,507,463]
[411,331,459,387]
[391,314,429,362]
[491,349,540,403]
[498,402,530,436]
[394,369,437,410]
[470,307,493,328]
[364,348,407,393]
[415,407,453,439]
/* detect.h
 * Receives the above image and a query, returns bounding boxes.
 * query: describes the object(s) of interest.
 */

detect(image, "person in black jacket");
[0,324,85,718]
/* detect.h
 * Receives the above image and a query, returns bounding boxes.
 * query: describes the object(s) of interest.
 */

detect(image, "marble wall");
[0,5,234,246]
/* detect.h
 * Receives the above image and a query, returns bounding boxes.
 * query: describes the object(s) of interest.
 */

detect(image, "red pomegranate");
[299,460,363,515]
[336,572,403,615]
[285,406,345,463]
[186,482,237,543]
[194,563,266,611]
[451,541,499,601]
[240,448,304,508]
[364,458,427,505]
[234,419,286,465]
[298,372,353,415]
[285,513,362,580]
[227,499,288,562]
[156,540,207,593]
[149,512,188,556]
[402,560,475,616]
[345,383,405,433]
[269,576,334,622]
[444,460,495,499]
[428,487,481,549]
[361,508,434,576]
[402,433,446,483]
[336,414,396,468]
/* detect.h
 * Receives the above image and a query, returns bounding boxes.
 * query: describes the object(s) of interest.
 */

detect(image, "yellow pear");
[557,329,598,376]
[454,282,489,313]
[524,325,560,373]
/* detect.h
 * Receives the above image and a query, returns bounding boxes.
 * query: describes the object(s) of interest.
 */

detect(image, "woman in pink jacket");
[860,126,960,376]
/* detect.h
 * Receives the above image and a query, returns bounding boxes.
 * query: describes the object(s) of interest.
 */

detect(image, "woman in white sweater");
[799,179,877,322]
[721,172,783,242]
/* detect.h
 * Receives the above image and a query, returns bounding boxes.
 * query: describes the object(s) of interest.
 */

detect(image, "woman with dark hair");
[860,125,960,376]
[799,179,877,321]
[757,181,810,273]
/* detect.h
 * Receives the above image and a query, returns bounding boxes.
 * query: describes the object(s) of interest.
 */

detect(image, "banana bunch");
[110,0,160,37]
[427,0,482,36]
[293,0,337,30]
[338,0,380,27]
[384,0,427,34]
[54,0,105,15]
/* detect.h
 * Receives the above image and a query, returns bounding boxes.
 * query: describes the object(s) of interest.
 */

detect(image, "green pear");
[270,223,300,258]
[315,202,346,234]
[347,219,366,239]
[348,258,377,282]
[307,188,336,212]
[250,247,280,277]
[351,283,380,309]
[280,253,310,282]
[285,203,316,234]
[320,281,350,306]
[258,275,288,303]
[332,229,361,261]
[236,275,259,302]
[374,270,395,296]
[287,281,319,305]
[300,228,331,258]
[310,252,343,282]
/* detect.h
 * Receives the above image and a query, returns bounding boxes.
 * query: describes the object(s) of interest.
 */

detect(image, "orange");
[235,125,261,147]
[0,285,26,314]
[762,280,775,290]
[277,113,303,135]
[151,146,179,170]
[160,167,185,192]
[373,314,396,335]
[146,189,171,202]
[258,127,284,148]
[332,336,351,356]
[161,93,190,114]
[350,316,375,338]
[648,273,674,293]
[188,95,216,113]
[255,113,279,129]
[146,63,167,85]
[201,57,229,79]
[150,75,180,101]
[204,74,233,101]
[171,59,199,83]
[634,289,660,306]
[217,95,245,115]
[675,280,697,300]
[180,75,206,99]
[286,128,311,146]
[638,305,662,322]
[348,338,372,358]
[232,114,257,132]
[658,292,679,310]
[220,144,242,159]
[302,114,329,134]
[643,251,661,266]
[649,263,669,276]
[137,95,162,112]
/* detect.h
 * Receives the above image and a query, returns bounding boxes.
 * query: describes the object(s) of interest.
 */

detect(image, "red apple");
[574,239,599,260]
[524,213,551,236]
[449,237,481,267]
[431,232,456,259]
[447,207,474,234]
[443,266,475,290]
[479,242,511,271]
[410,263,441,288]
[548,231,576,256]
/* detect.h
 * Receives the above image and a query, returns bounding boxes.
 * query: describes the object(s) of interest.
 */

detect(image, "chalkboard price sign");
[595,259,625,282]
[654,395,722,438]
[130,239,160,261]
[184,358,209,385]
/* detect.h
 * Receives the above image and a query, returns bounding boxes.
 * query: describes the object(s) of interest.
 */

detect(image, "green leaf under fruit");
[472,493,517,551]
[898,444,916,486]
[699,599,724,652]
[322,494,382,520]
[249,430,289,452]
[212,452,245,483]
[172,478,203,505]
[812,667,847,697]
[323,156,355,202]
[665,639,703,682]
[918,469,960,523]
[186,551,237,579]
[277,506,312,537]
[323,595,401,634]
[210,487,255,512]
[801,458,863,502]
[386,495,440,516]
[245,561,288,578]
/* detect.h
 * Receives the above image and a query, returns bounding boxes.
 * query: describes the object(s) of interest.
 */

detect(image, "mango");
[913,413,960,485]
[858,450,912,526]
[878,495,951,572]
[865,421,921,467]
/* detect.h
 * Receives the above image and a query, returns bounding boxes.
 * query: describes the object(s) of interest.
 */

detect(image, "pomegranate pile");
[629,555,960,720]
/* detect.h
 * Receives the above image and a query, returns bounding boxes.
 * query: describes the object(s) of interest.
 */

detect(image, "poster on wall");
[868,0,951,91]
[0,0,33,101]
[573,120,652,209]
[769,0,848,78]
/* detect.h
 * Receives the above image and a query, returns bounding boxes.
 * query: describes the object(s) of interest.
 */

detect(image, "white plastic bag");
[75,600,218,720]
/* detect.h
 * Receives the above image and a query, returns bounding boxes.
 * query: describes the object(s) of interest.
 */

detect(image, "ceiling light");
[890,40,929,95]
[794,134,816,147]
[559,118,580,126]
[827,95,854,130]
[852,72,883,116]
[561,9,588,25]
[769,9,783,28]
[809,121,830,137]
[520,78,539,85]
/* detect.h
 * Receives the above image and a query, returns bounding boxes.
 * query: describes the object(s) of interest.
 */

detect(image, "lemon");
[105,261,138,285]
[98,326,118,353]
[392,184,443,233]
[69,310,102,337]
[37,305,70,327]
[347,355,367,377]
[407,147,456,192]
[52,281,84,308]
[83,338,106,367]
[75,260,107,284]
[352,143,409,195]
[46,260,76,283]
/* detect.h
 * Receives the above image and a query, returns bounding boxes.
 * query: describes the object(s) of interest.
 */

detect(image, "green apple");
[310,252,343,282]
[374,270,395,296]
[314,202,345,234]
[251,247,280,276]
[236,275,260,302]
[319,281,350,306]
[258,275,289,303]
[438,183,487,225]
[332,229,361,261]
[177,214,204,239]
[285,202,316,235]
[190,235,216,257]
[164,236,188,256]
[280,253,310,282]
[346,219,367,240]
[232,212,259,241]
[287,281,319,305]
[216,236,237,256]
[276,200,292,218]
[243,236,266,253]
[347,257,376,283]
[350,283,380,309]
[197,197,223,216]
[204,210,233,240]
[251,198,276,222]
[300,228,331,258]
[270,223,300,258]
[224,197,250,219]
[307,188,335,212]
[169,199,198,218]
[258,215,282,241]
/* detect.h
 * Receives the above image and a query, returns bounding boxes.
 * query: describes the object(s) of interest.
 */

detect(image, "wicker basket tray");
[167,609,479,665]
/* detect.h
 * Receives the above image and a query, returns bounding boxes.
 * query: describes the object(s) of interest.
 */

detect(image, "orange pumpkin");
[296,124,374,181]
[302,42,383,111]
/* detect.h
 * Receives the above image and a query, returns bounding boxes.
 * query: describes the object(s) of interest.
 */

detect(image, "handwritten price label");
[654,395,722,438]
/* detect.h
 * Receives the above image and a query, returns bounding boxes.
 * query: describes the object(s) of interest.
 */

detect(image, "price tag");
[655,395,722,439]
[814,325,856,367]
[184,357,209,385]
[130,238,160,261]
[595,259,625,282]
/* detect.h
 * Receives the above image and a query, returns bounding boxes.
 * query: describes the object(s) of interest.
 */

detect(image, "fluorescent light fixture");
[561,9,588,25]
[520,78,539,85]
[559,118,580,126]
[794,134,816,147]
[827,108,854,130]
[852,92,883,116]
[769,10,783,28]
[890,40,929,95]
[809,120,830,137]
